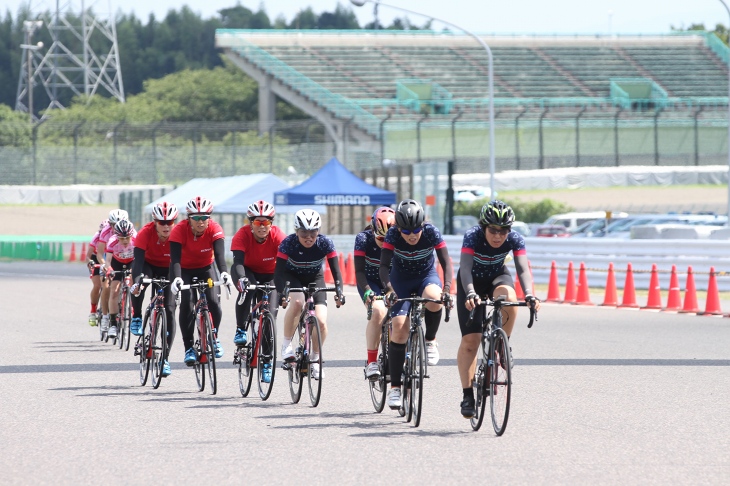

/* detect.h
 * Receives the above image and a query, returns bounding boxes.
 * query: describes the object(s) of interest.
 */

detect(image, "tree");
[317,3,360,29]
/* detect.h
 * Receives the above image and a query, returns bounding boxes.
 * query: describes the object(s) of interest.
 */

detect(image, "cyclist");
[456,200,540,418]
[104,219,141,340]
[96,209,129,335]
[130,201,178,377]
[86,219,108,326]
[354,206,395,381]
[274,209,345,380]
[169,196,231,367]
[379,199,453,410]
[230,200,285,384]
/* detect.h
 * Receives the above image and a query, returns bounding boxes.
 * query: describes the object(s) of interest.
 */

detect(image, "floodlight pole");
[720,0,730,219]
[349,0,496,199]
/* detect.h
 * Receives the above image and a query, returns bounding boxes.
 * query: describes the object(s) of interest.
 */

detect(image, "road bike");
[90,263,105,340]
[106,267,133,351]
[468,295,537,435]
[281,281,341,407]
[135,276,171,389]
[366,296,389,413]
[234,279,277,401]
[179,277,230,395]
[387,294,450,427]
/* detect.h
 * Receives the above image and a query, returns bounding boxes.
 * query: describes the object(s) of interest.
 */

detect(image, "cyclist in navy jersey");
[354,206,396,381]
[379,199,453,410]
[456,200,540,418]
[274,209,345,381]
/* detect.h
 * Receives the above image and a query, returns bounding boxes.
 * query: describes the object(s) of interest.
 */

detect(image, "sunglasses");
[155,220,174,226]
[298,229,319,238]
[190,215,211,222]
[252,219,272,227]
[399,226,423,235]
[487,226,511,236]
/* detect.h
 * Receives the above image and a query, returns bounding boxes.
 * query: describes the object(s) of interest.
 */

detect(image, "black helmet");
[394,199,425,230]
[479,200,515,227]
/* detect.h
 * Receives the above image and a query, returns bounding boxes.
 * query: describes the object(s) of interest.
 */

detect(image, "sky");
[5,0,730,35]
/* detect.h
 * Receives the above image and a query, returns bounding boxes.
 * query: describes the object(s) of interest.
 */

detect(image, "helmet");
[394,199,425,230]
[98,219,108,231]
[479,200,515,228]
[108,209,129,225]
[186,196,213,215]
[371,206,396,238]
[247,200,276,219]
[152,201,178,221]
[113,219,134,238]
[294,209,322,230]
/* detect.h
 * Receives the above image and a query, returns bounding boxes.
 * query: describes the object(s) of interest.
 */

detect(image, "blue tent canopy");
[274,158,396,206]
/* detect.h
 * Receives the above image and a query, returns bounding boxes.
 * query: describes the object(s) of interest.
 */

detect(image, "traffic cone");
[641,264,662,310]
[68,242,77,262]
[563,261,576,304]
[338,252,346,286]
[663,265,682,312]
[679,266,700,314]
[324,261,334,284]
[601,262,618,306]
[346,253,356,286]
[80,242,87,262]
[56,242,64,261]
[450,257,457,295]
[701,267,723,316]
[574,262,594,305]
[619,263,639,308]
[546,261,561,302]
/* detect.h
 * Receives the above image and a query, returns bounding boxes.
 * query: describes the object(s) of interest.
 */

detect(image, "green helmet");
[479,200,515,227]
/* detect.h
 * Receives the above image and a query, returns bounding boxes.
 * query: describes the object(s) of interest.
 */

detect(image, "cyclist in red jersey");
[230,200,285,384]
[86,219,107,326]
[105,219,140,339]
[130,202,178,376]
[169,196,232,367]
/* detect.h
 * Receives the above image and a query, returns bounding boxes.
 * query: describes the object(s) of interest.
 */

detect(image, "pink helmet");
[371,207,396,238]
[247,200,276,219]
[152,201,179,221]
[186,196,213,215]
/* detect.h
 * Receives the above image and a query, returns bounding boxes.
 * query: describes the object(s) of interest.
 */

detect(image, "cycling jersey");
[98,223,114,246]
[461,225,526,281]
[89,229,101,254]
[382,223,446,277]
[277,233,337,276]
[135,221,172,267]
[106,232,137,264]
[169,219,224,269]
[354,229,385,283]
[231,224,286,274]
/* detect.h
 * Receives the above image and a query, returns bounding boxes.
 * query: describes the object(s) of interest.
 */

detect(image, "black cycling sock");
[424,308,442,341]
[388,342,406,387]
[110,313,118,326]
[463,387,474,399]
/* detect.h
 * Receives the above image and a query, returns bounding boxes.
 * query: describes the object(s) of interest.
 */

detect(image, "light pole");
[20,20,44,123]
[349,0,497,199]
[719,0,730,219]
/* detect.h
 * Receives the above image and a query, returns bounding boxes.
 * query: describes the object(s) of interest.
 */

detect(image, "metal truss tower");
[15,0,125,121]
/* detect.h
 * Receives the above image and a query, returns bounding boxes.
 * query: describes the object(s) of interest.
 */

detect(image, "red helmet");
[186,196,213,215]
[371,206,396,238]
[247,200,276,219]
[152,201,178,221]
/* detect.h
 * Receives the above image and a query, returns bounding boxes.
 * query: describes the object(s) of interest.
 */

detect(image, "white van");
[544,211,628,232]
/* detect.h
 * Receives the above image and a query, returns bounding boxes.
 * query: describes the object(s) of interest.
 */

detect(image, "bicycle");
[234,279,277,401]
[179,277,230,395]
[468,295,537,435]
[89,263,105,340]
[135,276,171,389]
[366,296,389,413]
[386,294,450,428]
[106,267,133,351]
[281,281,341,407]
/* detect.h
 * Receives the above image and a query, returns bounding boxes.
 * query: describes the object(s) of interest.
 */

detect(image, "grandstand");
[216,30,729,173]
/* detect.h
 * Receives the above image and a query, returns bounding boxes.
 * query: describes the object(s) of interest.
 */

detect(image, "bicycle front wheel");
[410,325,426,427]
[119,288,130,350]
[470,340,489,431]
[237,315,254,398]
[205,312,217,395]
[257,312,277,401]
[194,313,205,392]
[369,317,389,413]
[490,328,512,436]
[306,316,323,407]
[138,310,151,386]
[151,309,167,389]
[287,322,303,404]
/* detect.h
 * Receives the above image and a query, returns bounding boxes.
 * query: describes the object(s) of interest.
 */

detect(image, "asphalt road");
[2,262,729,484]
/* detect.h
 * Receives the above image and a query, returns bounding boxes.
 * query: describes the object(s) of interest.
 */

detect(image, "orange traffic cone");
[641,264,662,310]
[546,261,561,302]
[663,265,682,312]
[619,263,639,308]
[68,242,77,262]
[701,267,723,316]
[680,266,700,314]
[80,242,87,262]
[601,262,618,306]
[449,258,457,295]
[574,262,594,305]
[563,261,576,304]
[346,253,356,286]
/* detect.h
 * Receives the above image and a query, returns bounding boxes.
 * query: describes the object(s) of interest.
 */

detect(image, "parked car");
[544,211,628,232]
[511,221,530,236]
[453,185,494,202]
[532,224,570,237]
[450,215,479,234]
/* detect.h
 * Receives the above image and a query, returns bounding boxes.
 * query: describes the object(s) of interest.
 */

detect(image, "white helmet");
[152,201,179,221]
[108,209,129,225]
[247,200,276,219]
[186,196,214,215]
[294,209,322,230]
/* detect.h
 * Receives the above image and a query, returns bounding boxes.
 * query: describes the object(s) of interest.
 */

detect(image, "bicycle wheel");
[237,315,255,398]
[369,317,389,413]
[151,309,167,389]
[402,335,413,422]
[123,289,131,352]
[118,288,129,350]
[410,325,426,427]
[138,309,151,386]
[287,322,303,404]
[194,313,206,392]
[307,316,323,407]
[257,312,277,401]
[470,340,489,431]
[97,310,105,341]
[490,328,512,436]
[205,312,217,395]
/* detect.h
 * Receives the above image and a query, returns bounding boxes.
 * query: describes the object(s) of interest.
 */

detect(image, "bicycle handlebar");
[467,295,538,328]
[236,278,277,306]
[280,280,344,308]
[386,295,452,323]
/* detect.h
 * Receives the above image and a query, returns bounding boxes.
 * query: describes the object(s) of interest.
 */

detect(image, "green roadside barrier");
[0,236,86,262]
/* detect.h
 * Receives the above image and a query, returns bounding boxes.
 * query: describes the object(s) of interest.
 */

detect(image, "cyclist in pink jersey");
[96,209,129,333]
[86,219,107,326]
[105,219,140,339]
